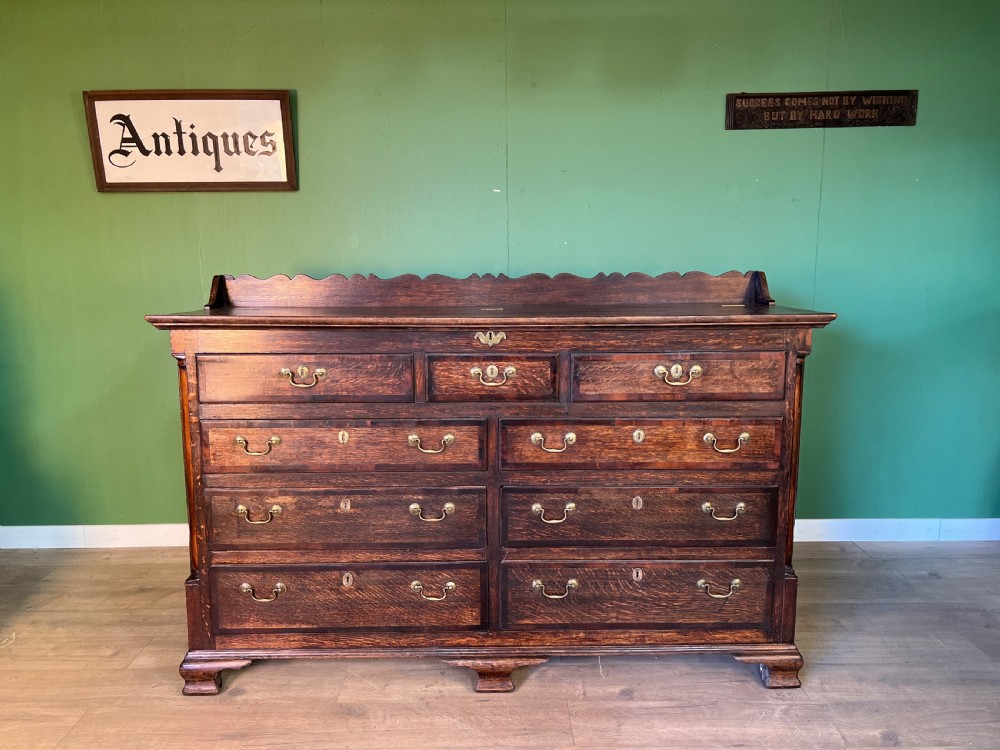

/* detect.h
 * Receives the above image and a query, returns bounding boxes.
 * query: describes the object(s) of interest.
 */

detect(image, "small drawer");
[209,487,486,548]
[197,354,413,403]
[212,564,485,631]
[500,419,782,470]
[504,487,777,547]
[503,561,773,628]
[572,352,785,401]
[427,355,557,402]
[202,420,486,473]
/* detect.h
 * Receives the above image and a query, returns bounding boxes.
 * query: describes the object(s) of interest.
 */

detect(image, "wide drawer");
[427,355,558,402]
[197,354,414,403]
[501,419,782,470]
[212,564,485,631]
[504,487,777,547]
[503,561,773,628]
[573,352,785,401]
[202,420,486,472]
[209,487,486,548]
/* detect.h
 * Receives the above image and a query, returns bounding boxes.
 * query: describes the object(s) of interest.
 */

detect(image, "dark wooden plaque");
[726,90,917,130]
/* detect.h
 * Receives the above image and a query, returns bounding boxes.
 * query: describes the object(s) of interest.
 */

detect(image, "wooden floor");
[1,542,998,749]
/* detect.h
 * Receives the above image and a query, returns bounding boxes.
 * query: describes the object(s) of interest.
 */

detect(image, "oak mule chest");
[147,271,834,694]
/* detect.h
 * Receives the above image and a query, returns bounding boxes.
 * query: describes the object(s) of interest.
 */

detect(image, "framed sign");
[83,90,297,192]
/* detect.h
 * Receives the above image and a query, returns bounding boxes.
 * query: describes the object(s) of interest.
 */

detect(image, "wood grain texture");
[207,487,486,549]
[503,487,777,547]
[210,564,486,631]
[197,354,414,403]
[428,355,558,402]
[500,418,782,470]
[573,351,786,401]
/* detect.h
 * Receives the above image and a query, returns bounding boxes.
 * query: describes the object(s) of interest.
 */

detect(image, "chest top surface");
[145,271,836,330]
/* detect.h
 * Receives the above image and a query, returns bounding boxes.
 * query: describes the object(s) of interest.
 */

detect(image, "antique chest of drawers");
[146,271,834,694]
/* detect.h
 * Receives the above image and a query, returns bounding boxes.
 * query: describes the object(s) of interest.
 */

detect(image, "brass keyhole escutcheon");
[632,429,645,444]
[342,572,354,588]
[631,495,644,510]
[339,498,352,512]
[338,430,350,445]
[632,568,644,582]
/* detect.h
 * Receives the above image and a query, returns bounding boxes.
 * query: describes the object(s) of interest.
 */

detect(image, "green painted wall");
[1,0,997,526]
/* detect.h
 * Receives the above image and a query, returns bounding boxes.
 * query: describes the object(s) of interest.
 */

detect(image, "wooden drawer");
[212,564,485,631]
[197,354,413,403]
[208,487,486,548]
[572,352,785,401]
[500,419,782,470]
[202,420,486,472]
[504,487,777,547]
[427,355,557,402]
[503,561,773,628]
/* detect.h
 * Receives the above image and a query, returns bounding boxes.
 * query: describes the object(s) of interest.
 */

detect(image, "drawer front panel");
[504,561,772,628]
[504,487,777,547]
[573,352,785,401]
[209,487,486,548]
[203,420,486,472]
[212,564,485,631]
[427,355,558,402]
[501,419,782,470]
[198,354,414,403]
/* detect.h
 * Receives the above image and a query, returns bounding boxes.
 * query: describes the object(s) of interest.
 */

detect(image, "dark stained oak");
[146,271,834,694]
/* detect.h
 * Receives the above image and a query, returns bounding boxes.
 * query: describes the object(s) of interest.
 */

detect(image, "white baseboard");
[0,519,998,549]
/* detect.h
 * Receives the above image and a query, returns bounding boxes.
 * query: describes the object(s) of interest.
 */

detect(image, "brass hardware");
[653,363,703,386]
[342,572,354,588]
[235,504,282,524]
[703,432,751,454]
[702,501,747,521]
[531,501,576,524]
[530,431,577,453]
[632,495,644,510]
[474,331,507,347]
[531,578,579,599]
[234,435,280,456]
[407,433,455,454]
[279,365,327,388]
[632,567,644,582]
[632,428,645,444]
[470,363,516,386]
[409,501,456,522]
[410,580,457,601]
[337,430,350,445]
[238,582,287,602]
[696,578,741,599]
[339,498,352,512]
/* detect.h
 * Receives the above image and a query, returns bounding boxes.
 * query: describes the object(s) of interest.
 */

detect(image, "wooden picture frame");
[83,90,297,192]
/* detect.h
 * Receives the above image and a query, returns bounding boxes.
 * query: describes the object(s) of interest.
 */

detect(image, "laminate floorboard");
[0,542,997,749]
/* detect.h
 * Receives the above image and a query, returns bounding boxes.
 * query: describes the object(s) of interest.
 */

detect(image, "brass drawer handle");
[531,501,576,524]
[530,432,576,453]
[239,582,287,602]
[234,435,280,456]
[279,365,327,388]
[532,578,579,599]
[470,364,516,386]
[236,504,282,524]
[407,433,455,454]
[653,363,703,386]
[701,501,746,521]
[703,432,750,454]
[409,502,456,522]
[697,578,741,599]
[410,580,457,601]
